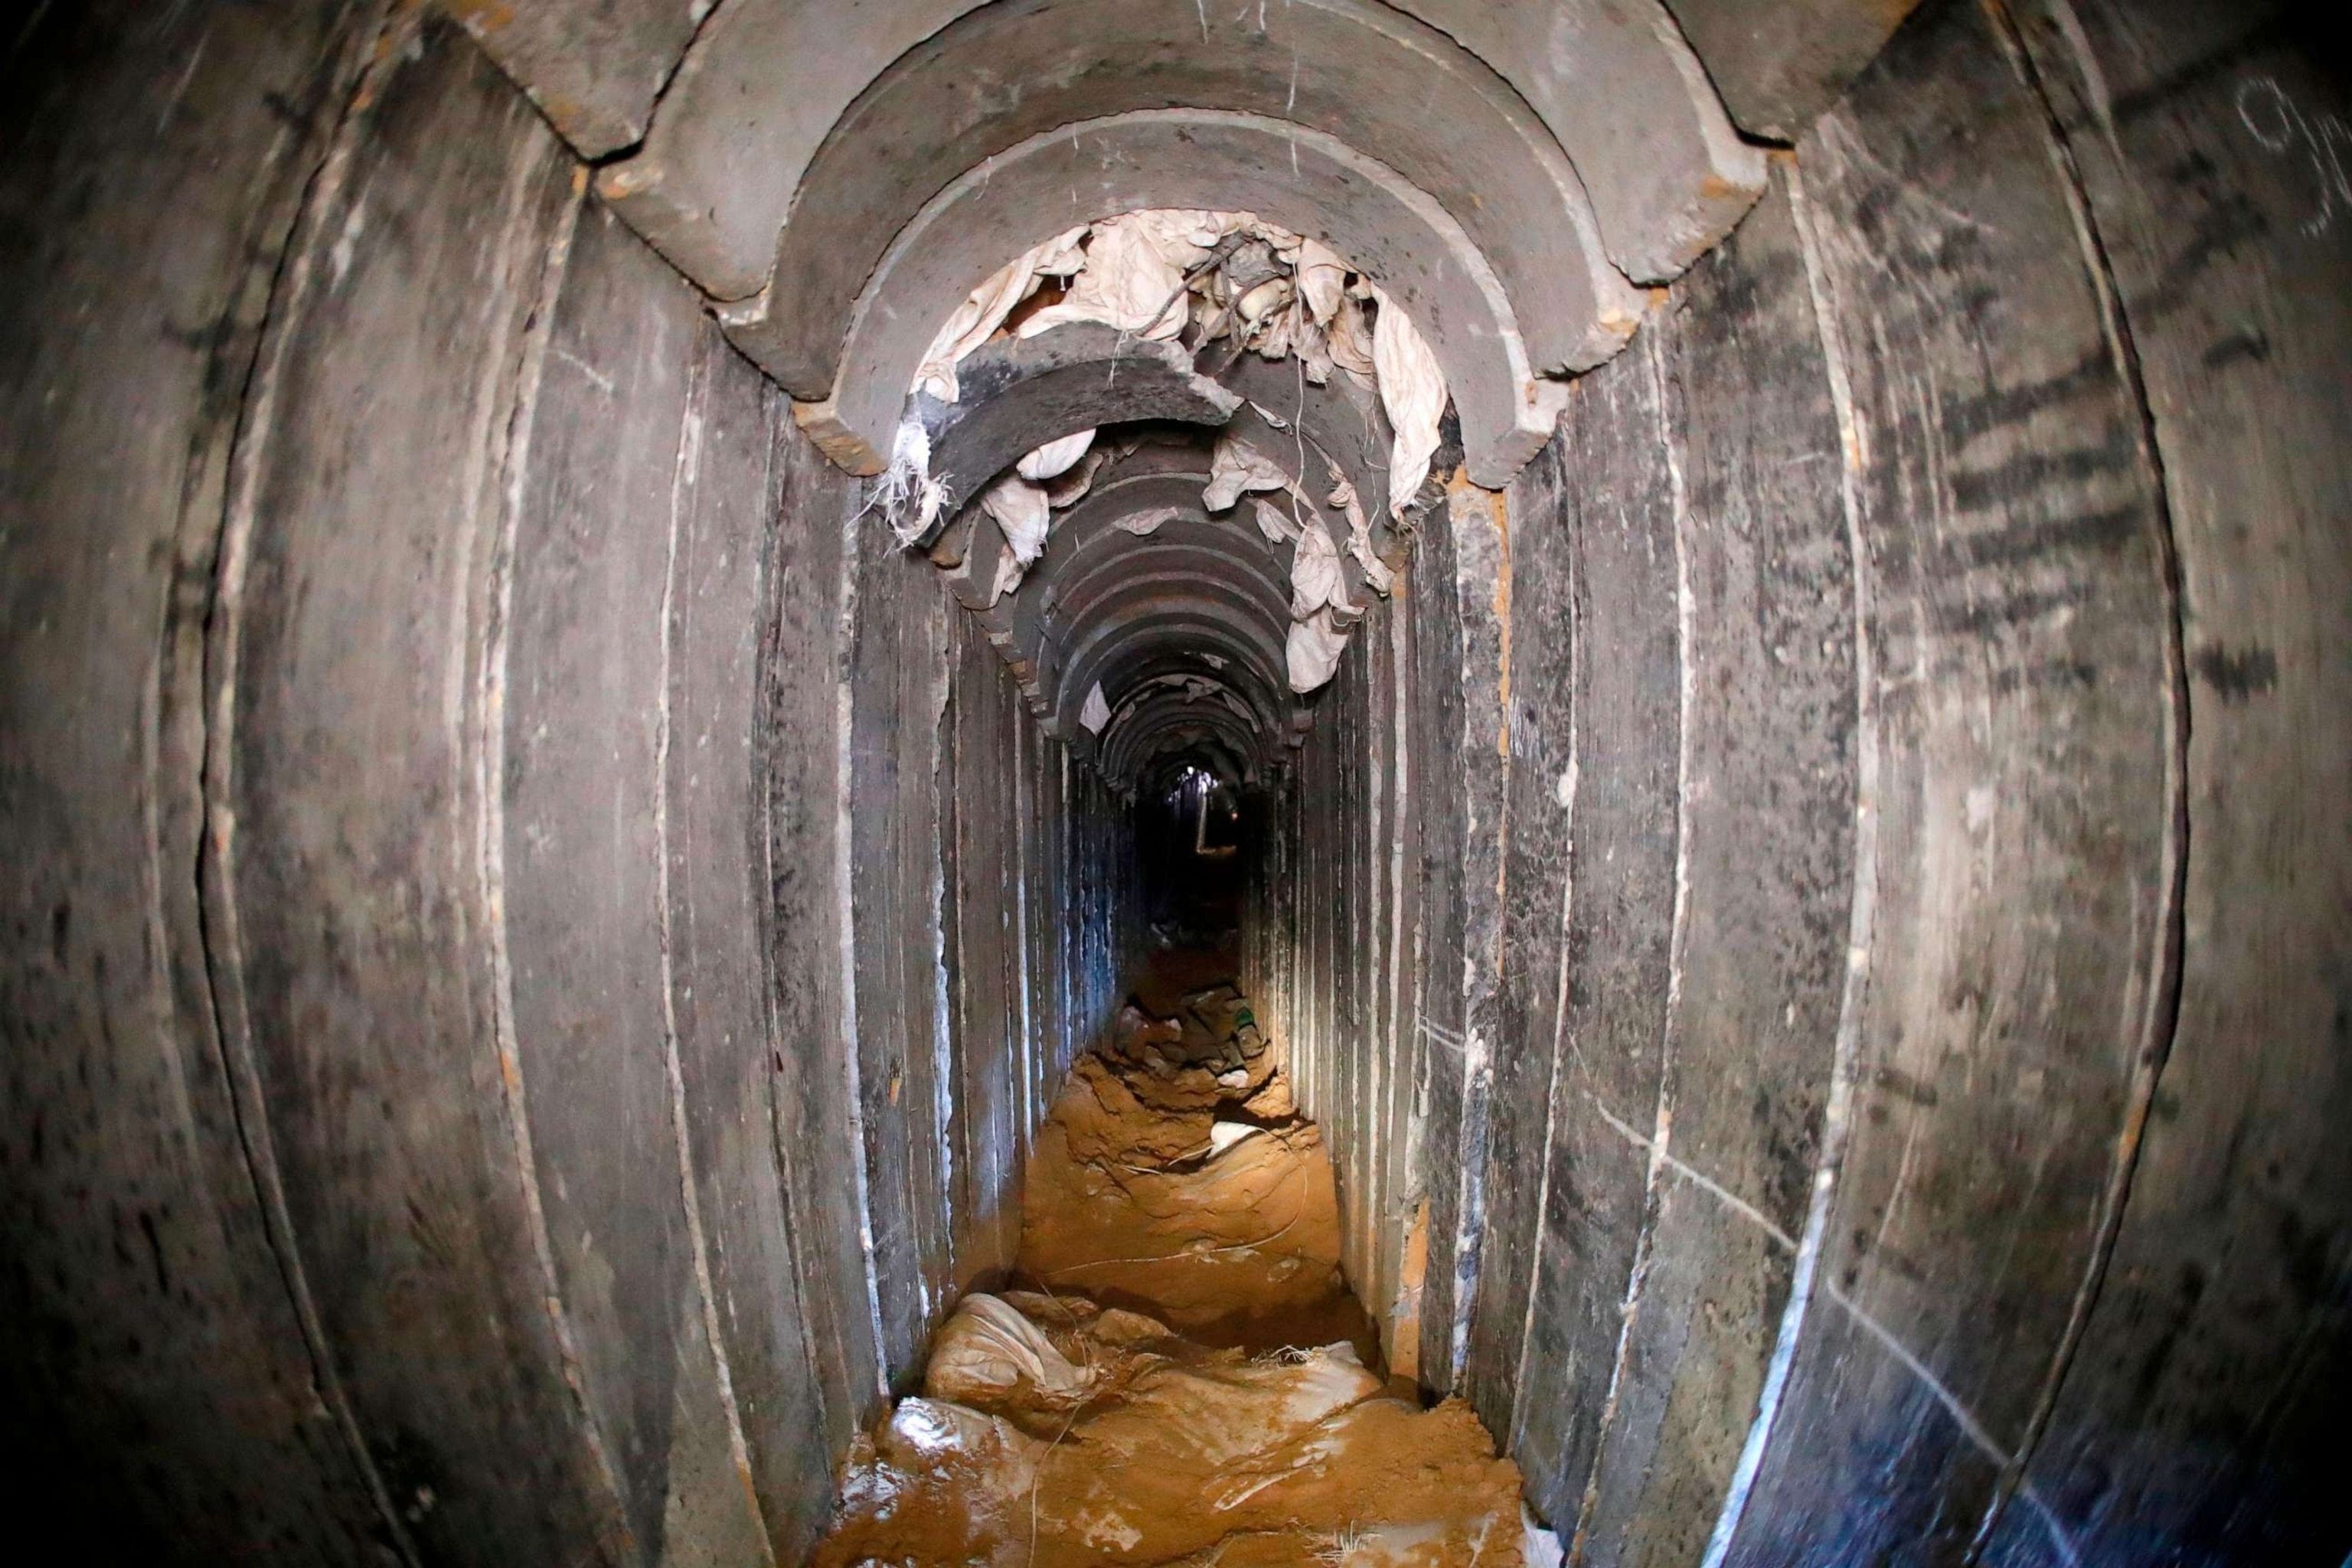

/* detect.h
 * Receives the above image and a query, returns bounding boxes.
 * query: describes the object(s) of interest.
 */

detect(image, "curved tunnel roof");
[591,0,1765,299]
[736,0,1643,390]
[482,0,1822,790]
[750,108,1568,484]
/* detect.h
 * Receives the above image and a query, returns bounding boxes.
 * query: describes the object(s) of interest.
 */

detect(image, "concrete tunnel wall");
[0,8,1138,1559]
[2,2,2349,1566]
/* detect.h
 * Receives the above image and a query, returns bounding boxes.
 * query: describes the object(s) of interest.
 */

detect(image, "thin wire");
[1024,1276,1097,1568]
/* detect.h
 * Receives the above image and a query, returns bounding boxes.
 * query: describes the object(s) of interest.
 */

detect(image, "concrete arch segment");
[1044,571,1292,726]
[1099,701,1268,786]
[1391,0,1767,281]
[1054,591,1295,740]
[1034,550,1293,715]
[1101,660,1279,757]
[1031,467,1292,590]
[1092,678,1281,784]
[913,325,1242,537]
[745,0,1638,399]
[1658,0,1926,142]
[584,0,1752,305]
[594,0,991,298]
[724,109,1569,488]
[1019,511,1293,673]
[1110,676,1269,744]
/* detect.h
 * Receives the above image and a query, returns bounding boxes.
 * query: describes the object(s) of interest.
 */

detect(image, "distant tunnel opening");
[1135,757,1249,945]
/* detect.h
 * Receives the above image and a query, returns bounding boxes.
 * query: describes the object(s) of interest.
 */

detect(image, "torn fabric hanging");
[1370,284,1446,518]
[1200,433,1298,513]
[1018,427,1096,482]
[1286,608,1349,694]
[1288,518,1354,623]
[913,225,1086,403]
[1018,211,1243,341]
[1326,468,1393,597]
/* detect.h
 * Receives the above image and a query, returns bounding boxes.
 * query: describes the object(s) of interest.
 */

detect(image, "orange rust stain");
[733,1451,763,1523]
[1387,1197,1429,1384]
[1472,477,1513,762]
[443,0,516,31]
[1699,172,1758,202]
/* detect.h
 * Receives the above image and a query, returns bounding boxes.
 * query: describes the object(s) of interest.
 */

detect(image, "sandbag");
[923,1293,1095,1410]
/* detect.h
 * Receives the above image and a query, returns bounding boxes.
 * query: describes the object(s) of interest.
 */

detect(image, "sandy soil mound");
[815,1292,1547,1567]
[1020,952,1377,1357]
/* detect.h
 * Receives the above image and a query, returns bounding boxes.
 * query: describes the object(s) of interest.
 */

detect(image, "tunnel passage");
[1136,758,1249,944]
[5,1,2351,1566]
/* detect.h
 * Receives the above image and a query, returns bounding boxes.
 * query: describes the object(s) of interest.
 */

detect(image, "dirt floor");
[815,949,1559,1567]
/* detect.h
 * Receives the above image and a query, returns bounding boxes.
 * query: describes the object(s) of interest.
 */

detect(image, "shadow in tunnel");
[1135,752,1253,949]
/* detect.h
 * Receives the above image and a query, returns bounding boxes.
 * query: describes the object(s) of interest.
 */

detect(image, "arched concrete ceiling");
[1052,580,1291,720]
[1055,592,1294,742]
[1008,467,1312,698]
[1132,737,1256,799]
[1032,469,1295,585]
[1096,670,1282,782]
[746,0,1639,390]
[570,0,1792,299]
[1215,352,1397,522]
[1037,557,1294,714]
[436,0,1900,782]
[1112,671,1268,739]
[914,325,1241,528]
[958,423,1393,773]
[1018,514,1295,667]
[1101,700,1268,785]
[733,109,1565,485]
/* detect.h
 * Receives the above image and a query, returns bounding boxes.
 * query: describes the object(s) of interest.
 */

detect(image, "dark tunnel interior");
[4,0,2350,1563]
[1137,758,1250,945]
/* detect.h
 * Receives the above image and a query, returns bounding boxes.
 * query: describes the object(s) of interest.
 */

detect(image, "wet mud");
[815,953,1554,1566]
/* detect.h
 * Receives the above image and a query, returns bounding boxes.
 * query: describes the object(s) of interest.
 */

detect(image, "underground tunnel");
[2,0,2349,1562]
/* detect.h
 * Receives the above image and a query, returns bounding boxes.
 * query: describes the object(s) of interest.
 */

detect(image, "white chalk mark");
[553,345,614,396]
[1507,707,1577,1455]
[1583,1086,2084,1568]
[1585,1094,1797,1253]
[832,511,890,1399]
[2236,77,2352,237]
[157,29,207,133]
[2020,1486,2086,1568]
[1819,1279,2004,1462]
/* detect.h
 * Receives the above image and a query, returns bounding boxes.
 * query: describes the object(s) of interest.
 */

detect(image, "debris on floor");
[815,956,1558,1566]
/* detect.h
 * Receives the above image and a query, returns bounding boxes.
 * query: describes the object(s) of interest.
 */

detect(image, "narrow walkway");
[816,951,1557,1566]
